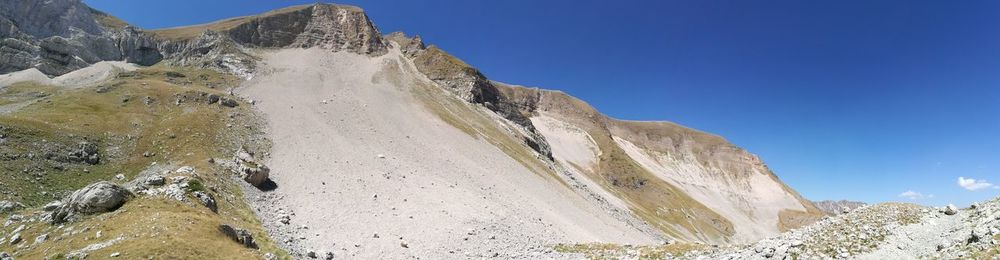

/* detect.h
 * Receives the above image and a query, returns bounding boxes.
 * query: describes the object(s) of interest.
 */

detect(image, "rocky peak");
[385,32,425,58]
[150,3,388,77]
[0,0,102,38]
[155,3,387,55]
[290,3,387,55]
[0,0,162,75]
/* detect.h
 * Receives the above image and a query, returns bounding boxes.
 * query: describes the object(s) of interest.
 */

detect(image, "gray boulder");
[68,141,100,165]
[232,148,270,187]
[192,191,217,213]
[944,204,958,215]
[144,176,165,186]
[7,233,20,245]
[42,201,62,211]
[219,224,257,248]
[220,98,239,108]
[0,200,23,213]
[50,181,132,223]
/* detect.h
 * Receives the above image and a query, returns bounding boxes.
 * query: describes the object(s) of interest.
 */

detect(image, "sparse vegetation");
[554,242,706,259]
[0,66,286,258]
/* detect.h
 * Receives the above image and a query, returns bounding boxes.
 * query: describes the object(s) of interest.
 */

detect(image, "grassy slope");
[0,67,284,259]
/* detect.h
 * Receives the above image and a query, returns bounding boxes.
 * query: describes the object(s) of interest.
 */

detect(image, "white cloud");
[958,177,995,191]
[898,190,929,200]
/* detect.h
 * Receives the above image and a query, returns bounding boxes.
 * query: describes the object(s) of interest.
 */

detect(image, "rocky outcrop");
[0,200,23,213]
[219,224,257,248]
[384,31,425,58]
[230,148,271,187]
[385,33,553,159]
[50,181,132,223]
[193,191,218,213]
[153,4,387,78]
[157,30,257,79]
[0,0,162,75]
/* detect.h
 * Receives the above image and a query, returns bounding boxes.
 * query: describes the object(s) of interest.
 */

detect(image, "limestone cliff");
[0,0,160,75]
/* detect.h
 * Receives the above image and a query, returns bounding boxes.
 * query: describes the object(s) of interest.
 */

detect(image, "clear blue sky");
[84,0,1000,206]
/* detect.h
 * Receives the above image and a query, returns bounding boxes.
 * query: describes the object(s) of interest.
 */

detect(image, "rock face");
[50,181,132,223]
[153,3,387,78]
[813,200,867,215]
[231,149,271,187]
[1,2,387,78]
[0,0,161,75]
[219,224,257,248]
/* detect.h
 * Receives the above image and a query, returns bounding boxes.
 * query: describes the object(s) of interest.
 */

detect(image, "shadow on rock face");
[256,179,278,192]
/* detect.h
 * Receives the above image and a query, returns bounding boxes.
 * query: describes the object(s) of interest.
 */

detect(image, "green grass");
[185,179,206,193]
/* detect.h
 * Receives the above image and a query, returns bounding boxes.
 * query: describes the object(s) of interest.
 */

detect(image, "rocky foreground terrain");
[0,0,997,259]
[553,198,1000,259]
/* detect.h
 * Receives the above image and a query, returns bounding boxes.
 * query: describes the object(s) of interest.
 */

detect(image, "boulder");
[220,98,239,108]
[68,142,100,165]
[207,94,220,104]
[944,204,958,215]
[192,191,217,213]
[144,176,166,186]
[42,201,62,211]
[232,148,270,187]
[8,233,20,245]
[219,224,257,248]
[0,200,24,213]
[50,181,132,223]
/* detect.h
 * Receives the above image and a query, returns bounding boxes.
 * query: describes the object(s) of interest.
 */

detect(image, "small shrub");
[186,179,205,193]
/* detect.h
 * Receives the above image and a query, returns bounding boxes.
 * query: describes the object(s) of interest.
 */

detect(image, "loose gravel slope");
[238,47,656,259]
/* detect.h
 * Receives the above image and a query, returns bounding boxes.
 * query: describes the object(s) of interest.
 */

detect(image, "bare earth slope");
[238,47,656,258]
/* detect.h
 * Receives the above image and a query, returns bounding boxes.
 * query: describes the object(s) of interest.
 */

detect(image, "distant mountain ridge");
[812,200,867,215]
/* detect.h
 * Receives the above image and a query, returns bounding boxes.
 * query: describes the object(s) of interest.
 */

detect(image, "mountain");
[0,0,160,75]
[0,1,848,259]
[812,200,867,215]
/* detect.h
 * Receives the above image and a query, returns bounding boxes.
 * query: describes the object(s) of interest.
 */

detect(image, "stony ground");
[677,197,1000,259]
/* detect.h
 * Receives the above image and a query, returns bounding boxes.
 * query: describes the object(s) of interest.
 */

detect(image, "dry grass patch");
[0,66,285,258]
